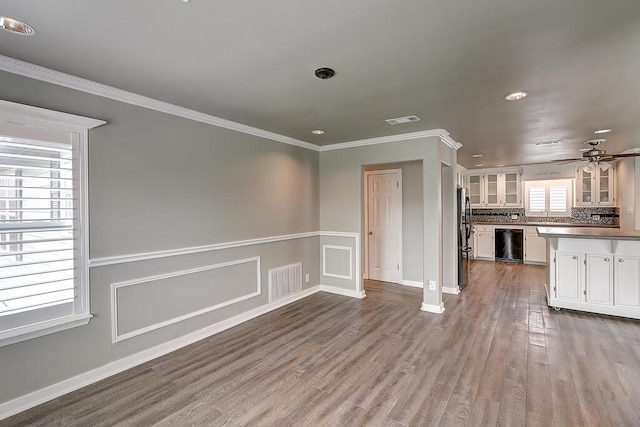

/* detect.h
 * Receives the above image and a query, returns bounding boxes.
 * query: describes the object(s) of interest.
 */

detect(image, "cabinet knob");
[572,256,578,260]
[604,258,610,262]
[619,259,625,263]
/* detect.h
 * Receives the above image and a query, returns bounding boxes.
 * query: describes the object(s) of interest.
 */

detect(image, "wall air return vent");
[269,263,302,302]
[385,115,421,125]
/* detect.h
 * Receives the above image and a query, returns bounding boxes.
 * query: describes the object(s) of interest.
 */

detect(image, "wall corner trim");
[401,280,424,288]
[421,302,446,314]
[319,284,366,299]
[442,286,460,295]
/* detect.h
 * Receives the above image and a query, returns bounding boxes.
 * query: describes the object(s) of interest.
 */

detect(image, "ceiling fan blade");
[551,158,583,163]
[609,153,640,158]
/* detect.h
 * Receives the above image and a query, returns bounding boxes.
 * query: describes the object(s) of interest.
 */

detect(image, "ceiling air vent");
[532,139,565,146]
[385,115,421,125]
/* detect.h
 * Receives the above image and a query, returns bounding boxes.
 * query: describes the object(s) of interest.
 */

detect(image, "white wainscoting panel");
[322,245,353,280]
[111,257,261,343]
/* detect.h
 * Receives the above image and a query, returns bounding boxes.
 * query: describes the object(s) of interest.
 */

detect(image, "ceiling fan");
[554,139,640,172]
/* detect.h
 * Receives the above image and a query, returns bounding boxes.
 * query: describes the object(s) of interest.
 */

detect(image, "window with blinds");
[524,179,572,217]
[0,100,103,347]
[0,139,76,329]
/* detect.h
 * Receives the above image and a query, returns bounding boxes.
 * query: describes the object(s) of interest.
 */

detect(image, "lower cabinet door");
[585,254,613,306]
[614,256,640,309]
[555,252,582,302]
[476,232,494,259]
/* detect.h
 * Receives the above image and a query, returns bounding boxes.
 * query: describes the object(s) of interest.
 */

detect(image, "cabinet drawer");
[474,225,493,232]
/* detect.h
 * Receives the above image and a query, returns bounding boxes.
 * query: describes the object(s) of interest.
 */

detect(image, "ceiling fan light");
[598,162,611,171]
[582,162,595,173]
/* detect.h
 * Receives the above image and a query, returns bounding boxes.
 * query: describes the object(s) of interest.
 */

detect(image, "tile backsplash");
[472,207,619,225]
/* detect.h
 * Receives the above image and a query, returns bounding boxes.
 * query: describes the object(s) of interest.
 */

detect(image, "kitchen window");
[0,100,104,347]
[524,179,573,217]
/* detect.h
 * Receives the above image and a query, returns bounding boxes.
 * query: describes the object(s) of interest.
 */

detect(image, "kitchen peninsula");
[538,226,640,319]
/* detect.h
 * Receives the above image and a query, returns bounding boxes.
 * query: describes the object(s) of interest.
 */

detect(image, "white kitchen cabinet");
[575,165,616,206]
[614,255,640,309]
[545,235,640,319]
[555,252,583,302]
[474,225,494,259]
[524,227,547,264]
[481,169,522,208]
[585,254,613,306]
[468,174,483,207]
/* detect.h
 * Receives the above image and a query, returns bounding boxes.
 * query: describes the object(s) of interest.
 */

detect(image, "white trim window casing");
[524,179,573,217]
[0,100,104,347]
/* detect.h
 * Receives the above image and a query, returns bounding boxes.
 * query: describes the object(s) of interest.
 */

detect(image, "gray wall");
[319,138,457,309]
[0,72,320,404]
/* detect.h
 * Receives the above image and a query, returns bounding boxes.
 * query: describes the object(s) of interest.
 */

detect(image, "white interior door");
[367,170,402,283]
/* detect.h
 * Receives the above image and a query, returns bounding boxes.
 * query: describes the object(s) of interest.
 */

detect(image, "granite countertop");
[472,221,619,228]
[537,227,640,240]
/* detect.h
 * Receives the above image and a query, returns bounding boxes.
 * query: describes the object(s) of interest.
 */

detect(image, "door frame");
[363,168,403,283]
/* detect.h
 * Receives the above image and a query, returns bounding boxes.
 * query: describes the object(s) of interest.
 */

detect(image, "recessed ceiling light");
[504,91,529,101]
[475,164,484,167]
[593,129,612,134]
[0,16,36,35]
[311,129,325,135]
[472,154,483,158]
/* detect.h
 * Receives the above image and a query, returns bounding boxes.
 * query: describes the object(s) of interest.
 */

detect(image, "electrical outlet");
[305,273,310,283]
[591,214,601,221]
[511,214,518,220]
[428,280,436,291]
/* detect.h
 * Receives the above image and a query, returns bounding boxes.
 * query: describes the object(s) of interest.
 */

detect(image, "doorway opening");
[364,169,403,283]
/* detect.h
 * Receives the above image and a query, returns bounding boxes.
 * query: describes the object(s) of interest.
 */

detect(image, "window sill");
[0,314,93,348]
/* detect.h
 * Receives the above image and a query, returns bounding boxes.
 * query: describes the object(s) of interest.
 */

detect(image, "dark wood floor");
[4,260,640,426]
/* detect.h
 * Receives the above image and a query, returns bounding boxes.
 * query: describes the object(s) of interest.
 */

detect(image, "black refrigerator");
[457,187,473,290]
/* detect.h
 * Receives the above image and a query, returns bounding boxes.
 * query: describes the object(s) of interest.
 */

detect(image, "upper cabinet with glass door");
[481,169,523,208]
[575,165,616,206]
[467,173,483,207]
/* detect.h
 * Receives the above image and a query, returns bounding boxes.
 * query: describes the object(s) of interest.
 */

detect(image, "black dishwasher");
[495,229,524,263]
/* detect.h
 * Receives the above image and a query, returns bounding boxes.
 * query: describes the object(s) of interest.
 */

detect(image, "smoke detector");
[315,68,335,80]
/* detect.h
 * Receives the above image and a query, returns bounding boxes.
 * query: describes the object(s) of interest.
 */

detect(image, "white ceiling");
[1,0,639,168]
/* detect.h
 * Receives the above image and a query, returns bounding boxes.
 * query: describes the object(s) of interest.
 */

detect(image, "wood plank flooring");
[4,260,640,426]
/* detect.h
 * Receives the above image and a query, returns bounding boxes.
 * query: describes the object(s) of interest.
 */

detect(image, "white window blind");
[528,186,546,212]
[525,179,572,217]
[0,139,76,328]
[0,100,104,347]
[549,185,568,213]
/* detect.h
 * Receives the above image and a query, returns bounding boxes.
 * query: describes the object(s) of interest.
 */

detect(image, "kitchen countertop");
[473,221,619,228]
[537,226,640,240]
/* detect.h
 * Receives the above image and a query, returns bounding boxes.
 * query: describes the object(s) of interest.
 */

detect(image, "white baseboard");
[400,280,423,288]
[0,286,321,421]
[421,302,446,314]
[442,286,460,295]
[319,284,366,299]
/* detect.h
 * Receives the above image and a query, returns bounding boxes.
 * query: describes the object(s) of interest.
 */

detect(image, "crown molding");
[319,129,462,152]
[0,55,463,153]
[440,132,463,150]
[0,55,319,152]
